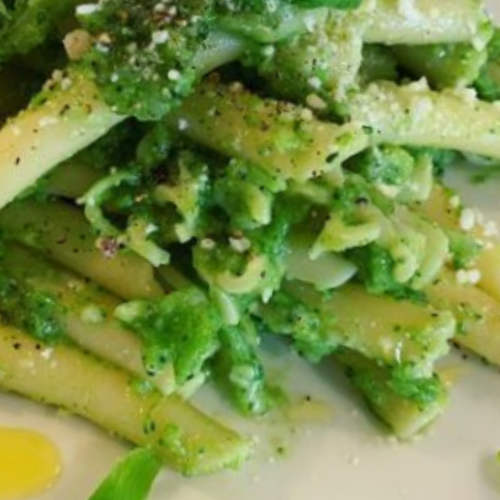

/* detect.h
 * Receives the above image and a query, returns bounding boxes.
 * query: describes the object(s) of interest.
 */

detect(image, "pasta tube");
[0,243,176,395]
[0,70,122,209]
[365,0,488,45]
[335,350,448,440]
[0,199,164,300]
[0,324,251,475]
[350,80,500,160]
[171,80,369,183]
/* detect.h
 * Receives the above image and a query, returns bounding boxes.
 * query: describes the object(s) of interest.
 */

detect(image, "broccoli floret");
[115,288,222,385]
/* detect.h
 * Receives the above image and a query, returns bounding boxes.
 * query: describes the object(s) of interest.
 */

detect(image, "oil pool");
[0,427,61,499]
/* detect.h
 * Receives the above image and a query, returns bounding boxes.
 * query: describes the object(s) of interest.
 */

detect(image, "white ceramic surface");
[2,3,500,499]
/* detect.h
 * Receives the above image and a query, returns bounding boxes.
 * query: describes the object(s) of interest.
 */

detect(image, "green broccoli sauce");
[344,359,444,409]
[213,159,280,231]
[347,244,426,303]
[330,174,394,220]
[388,366,444,406]
[348,145,415,186]
[135,124,175,171]
[447,230,482,269]
[214,323,271,415]
[260,290,336,362]
[193,195,304,298]
[78,0,211,121]
[115,288,222,384]
[0,273,65,342]
[194,239,252,281]
[475,67,500,102]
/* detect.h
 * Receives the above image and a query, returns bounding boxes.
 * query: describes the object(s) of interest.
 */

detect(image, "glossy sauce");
[0,427,61,500]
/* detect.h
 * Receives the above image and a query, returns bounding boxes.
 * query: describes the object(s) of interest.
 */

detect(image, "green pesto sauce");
[78,0,210,121]
[115,288,222,384]
[348,145,414,186]
[260,290,336,362]
[330,174,394,220]
[347,244,426,303]
[447,230,482,269]
[344,357,444,409]
[214,323,271,415]
[0,273,65,342]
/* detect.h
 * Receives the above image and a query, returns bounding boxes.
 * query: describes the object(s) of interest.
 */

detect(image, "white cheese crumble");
[459,208,476,231]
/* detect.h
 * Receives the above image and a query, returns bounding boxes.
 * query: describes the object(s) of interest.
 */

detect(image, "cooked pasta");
[0,0,499,489]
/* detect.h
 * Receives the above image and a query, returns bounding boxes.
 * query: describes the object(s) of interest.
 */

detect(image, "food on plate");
[0,0,499,491]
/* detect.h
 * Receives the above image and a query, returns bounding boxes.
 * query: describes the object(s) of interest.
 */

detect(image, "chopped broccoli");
[115,288,222,385]
[388,365,444,406]
[214,318,275,415]
[135,124,176,171]
[77,0,216,121]
[446,230,482,270]
[347,145,415,186]
[329,173,394,218]
[339,349,448,438]
[258,289,335,362]
[0,272,65,342]
[77,0,334,121]
[213,159,279,230]
[347,244,426,302]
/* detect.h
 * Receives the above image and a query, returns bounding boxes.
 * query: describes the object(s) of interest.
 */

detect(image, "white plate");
[3,3,500,499]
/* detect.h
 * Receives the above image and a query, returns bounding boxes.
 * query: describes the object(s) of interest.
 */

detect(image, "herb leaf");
[88,448,162,500]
